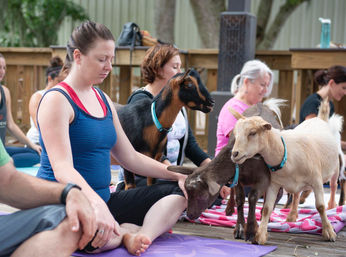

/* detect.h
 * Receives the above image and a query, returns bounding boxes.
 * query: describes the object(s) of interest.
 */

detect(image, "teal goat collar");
[266,136,287,172]
[229,164,240,188]
[151,101,172,133]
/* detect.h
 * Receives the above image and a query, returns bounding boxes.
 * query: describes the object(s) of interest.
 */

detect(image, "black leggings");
[107,180,184,225]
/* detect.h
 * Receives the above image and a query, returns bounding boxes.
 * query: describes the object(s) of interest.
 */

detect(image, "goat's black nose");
[232,151,239,158]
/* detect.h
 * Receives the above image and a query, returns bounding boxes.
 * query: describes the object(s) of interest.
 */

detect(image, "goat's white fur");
[263,98,287,128]
[329,114,346,180]
[231,101,343,244]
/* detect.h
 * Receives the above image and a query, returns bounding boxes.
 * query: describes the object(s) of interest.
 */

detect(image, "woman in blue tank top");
[36,21,187,255]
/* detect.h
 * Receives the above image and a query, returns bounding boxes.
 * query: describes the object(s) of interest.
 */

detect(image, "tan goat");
[230,100,343,244]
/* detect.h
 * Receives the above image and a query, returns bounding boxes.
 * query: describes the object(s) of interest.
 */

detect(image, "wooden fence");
[1,47,345,149]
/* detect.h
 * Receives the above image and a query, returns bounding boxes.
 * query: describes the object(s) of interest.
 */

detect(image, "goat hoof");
[323,228,337,242]
[245,232,255,242]
[254,232,267,245]
[234,228,245,239]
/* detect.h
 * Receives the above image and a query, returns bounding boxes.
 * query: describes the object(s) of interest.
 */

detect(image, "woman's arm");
[38,90,118,248]
[3,86,41,153]
[28,91,42,128]
[184,125,210,166]
[0,159,96,250]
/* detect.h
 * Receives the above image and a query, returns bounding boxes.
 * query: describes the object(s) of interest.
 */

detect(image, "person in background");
[27,56,65,145]
[300,65,346,161]
[0,53,41,167]
[0,140,96,257]
[36,21,187,256]
[117,43,230,201]
[215,59,274,156]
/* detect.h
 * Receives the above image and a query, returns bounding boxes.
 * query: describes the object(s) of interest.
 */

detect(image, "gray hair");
[231,59,274,97]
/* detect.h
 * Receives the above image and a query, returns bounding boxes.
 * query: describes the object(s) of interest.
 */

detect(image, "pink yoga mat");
[72,233,277,257]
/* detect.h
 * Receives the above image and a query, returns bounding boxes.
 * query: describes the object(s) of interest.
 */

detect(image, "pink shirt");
[215,97,249,156]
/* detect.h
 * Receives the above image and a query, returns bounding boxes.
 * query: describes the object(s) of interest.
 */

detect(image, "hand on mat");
[91,200,120,249]
[177,173,188,199]
[65,188,97,249]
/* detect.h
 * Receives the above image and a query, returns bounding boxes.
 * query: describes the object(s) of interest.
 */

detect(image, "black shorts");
[0,205,66,257]
[107,180,184,225]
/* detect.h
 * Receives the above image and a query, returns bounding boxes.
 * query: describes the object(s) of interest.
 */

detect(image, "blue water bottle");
[319,17,331,48]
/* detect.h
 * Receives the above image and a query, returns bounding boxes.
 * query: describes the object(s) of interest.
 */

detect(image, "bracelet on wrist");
[60,183,82,204]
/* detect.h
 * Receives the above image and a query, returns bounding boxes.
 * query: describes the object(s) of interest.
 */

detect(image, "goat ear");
[167,165,195,175]
[262,123,272,130]
[207,180,221,196]
[228,107,245,120]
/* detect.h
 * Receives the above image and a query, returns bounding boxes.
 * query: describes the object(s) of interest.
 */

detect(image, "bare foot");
[123,233,151,256]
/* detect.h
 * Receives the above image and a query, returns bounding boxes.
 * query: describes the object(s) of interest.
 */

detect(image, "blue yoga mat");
[16,166,39,176]
[73,233,277,257]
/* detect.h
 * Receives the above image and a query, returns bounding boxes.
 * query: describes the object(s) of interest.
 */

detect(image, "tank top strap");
[93,87,112,114]
[42,87,79,113]
[59,82,90,114]
[92,87,107,116]
[0,84,5,108]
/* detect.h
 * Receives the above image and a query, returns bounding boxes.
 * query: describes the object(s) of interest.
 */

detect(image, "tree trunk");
[189,0,225,48]
[256,0,273,47]
[154,0,176,44]
[257,0,309,49]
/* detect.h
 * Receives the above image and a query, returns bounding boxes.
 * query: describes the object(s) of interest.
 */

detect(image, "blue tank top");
[36,87,117,202]
[0,85,7,144]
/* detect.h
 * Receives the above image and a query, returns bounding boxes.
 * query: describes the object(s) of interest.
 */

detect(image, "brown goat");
[116,69,214,189]
[168,99,284,243]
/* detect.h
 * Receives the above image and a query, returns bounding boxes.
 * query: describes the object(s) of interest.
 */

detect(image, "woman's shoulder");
[302,93,321,106]
[221,97,247,114]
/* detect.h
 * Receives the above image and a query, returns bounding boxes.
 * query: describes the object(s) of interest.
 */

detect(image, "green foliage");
[0,0,89,47]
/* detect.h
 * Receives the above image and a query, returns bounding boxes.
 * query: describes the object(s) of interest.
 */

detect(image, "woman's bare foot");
[123,233,151,256]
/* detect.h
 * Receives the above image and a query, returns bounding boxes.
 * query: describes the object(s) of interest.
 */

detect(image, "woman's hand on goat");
[177,173,188,199]
[220,185,231,199]
[90,199,120,248]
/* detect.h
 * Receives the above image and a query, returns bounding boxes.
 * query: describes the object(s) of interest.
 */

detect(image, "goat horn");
[182,68,191,80]
[228,107,245,120]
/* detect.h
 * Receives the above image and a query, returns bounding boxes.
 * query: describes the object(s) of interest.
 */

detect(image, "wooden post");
[278,70,293,127]
[118,67,133,104]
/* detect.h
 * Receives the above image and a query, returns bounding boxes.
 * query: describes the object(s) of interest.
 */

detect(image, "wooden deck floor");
[172,220,346,257]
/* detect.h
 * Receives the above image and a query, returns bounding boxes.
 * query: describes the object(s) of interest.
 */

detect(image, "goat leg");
[328,171,339,209]
[286,192,299,222]
[313,182,336,241]
[254,183,280,245]
[339,179,345,206]
[147,177,156,186]
[299,189,312,204]
[283,193,292,209]
[225,188,235,216]
[124,169,136,190]
[246,188,259,243]
[234,184,245,240]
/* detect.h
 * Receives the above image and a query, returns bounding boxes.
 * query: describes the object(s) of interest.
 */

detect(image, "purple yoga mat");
[72,233,277,257]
